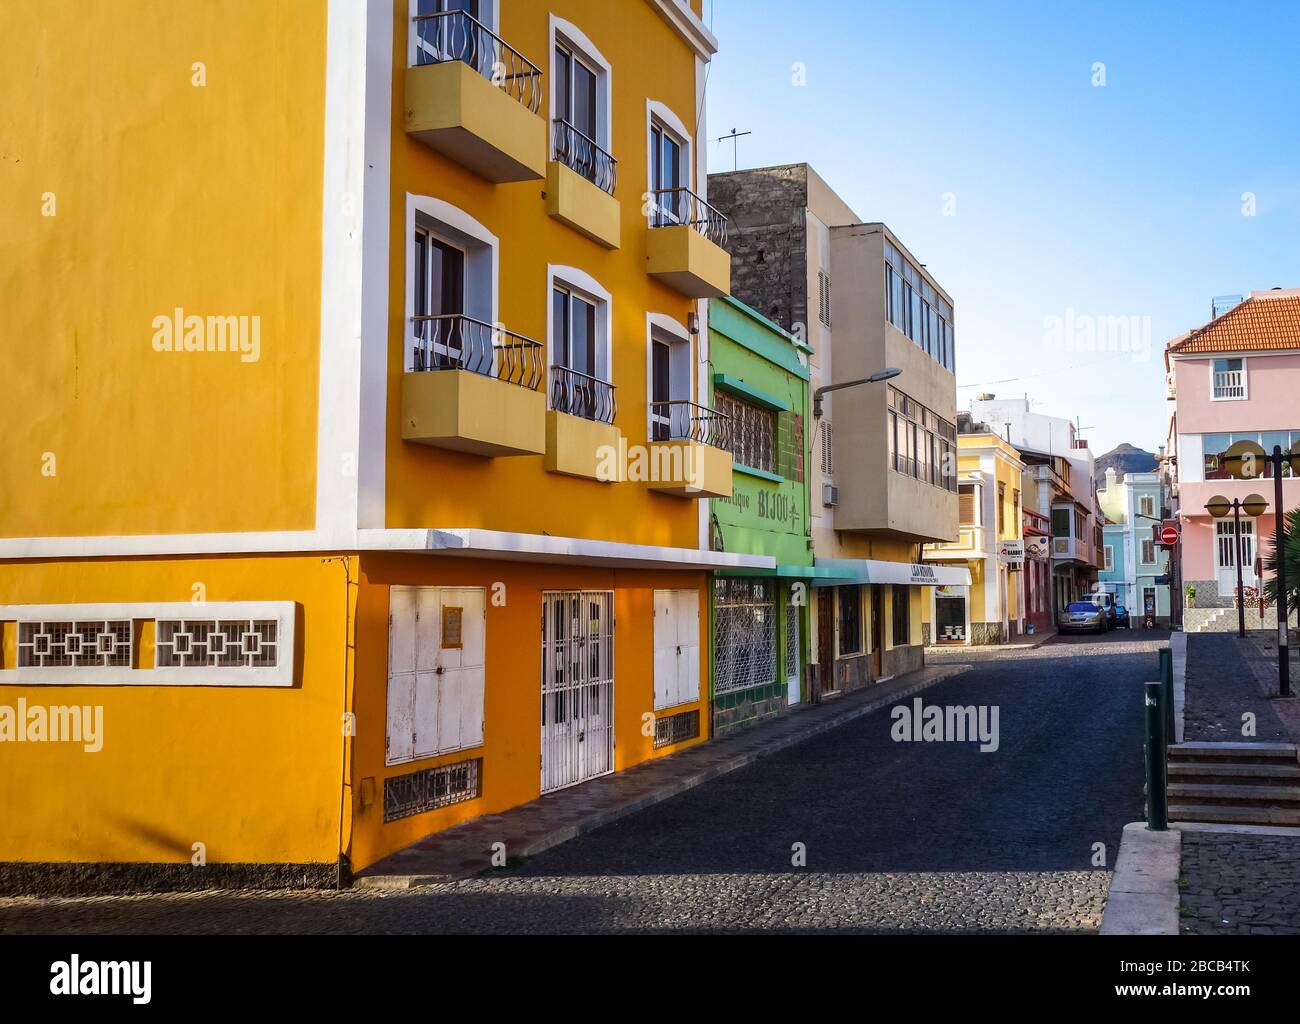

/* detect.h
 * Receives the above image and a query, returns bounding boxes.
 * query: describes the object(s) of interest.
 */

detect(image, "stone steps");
[1168,804,1300,826]
[1168,761,1300,783]
[1167,782,1300,805]
[1162,742,1300,825]
[1168,741,1299,765]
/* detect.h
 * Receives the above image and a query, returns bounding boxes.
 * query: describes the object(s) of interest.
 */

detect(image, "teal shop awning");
[809,558,972,588]
[715,563,838,579]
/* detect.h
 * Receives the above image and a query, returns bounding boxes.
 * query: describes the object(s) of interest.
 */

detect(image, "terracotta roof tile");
[1168,290,1300,355]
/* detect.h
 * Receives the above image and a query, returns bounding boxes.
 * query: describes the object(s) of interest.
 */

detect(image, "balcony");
[645,188,731,298]
[401,315,546,457]
[1212,368,1246,400]
[646,401,732,499]
[545,366,621,481]
[404,11,545,183]
[546,121,620,249]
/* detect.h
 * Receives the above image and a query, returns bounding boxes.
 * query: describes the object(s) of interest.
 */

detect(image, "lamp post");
[1217,438,1300,697]
[1205,493,1268,638]
[812,367,902,418]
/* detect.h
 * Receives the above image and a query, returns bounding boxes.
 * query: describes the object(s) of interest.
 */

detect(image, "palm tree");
[1263,507,1300,613]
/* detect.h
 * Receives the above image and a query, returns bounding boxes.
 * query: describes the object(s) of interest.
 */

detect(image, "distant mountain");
[1096,443,1158,482]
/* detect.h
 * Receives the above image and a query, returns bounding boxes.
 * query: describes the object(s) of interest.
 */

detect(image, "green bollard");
[1159,646,1174,744]
[1145,681,1168,831]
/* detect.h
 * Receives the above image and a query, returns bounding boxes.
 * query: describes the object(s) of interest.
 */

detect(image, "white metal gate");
[541,591,615,793]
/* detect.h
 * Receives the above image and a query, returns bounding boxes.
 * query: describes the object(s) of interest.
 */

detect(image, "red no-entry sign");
[1160,524,1180,546]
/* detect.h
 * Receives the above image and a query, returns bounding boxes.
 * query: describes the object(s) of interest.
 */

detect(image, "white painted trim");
[549,14,614,153]
[644,0,719,59]
[1208,354,1249,401]
[316,0,372,545]
[547,265,614,391]
[0,601,296,687]
[358,528,774,570]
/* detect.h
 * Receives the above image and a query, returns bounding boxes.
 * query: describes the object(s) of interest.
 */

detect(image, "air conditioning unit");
[822,482,839,507]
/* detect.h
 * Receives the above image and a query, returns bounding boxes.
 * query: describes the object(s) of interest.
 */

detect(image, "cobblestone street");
[0,633,1160,935]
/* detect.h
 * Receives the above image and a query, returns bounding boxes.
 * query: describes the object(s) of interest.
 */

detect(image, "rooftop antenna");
[718,128,752,172]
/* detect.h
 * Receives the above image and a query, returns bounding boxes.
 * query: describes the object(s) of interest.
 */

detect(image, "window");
[714,579,776,694]
[650,119,687,225]
[412,227,466,370]
[1140,538,1156,565]
[837,586,863,656]
[892,586,910,647]
[998,483,1007,534]
[1212,357,1246,400]
[551,283,611,422]
[1216,520,1256,571]
[1139,495,1155,518]
[1104,545,1114,571]
[18,620,132,668]
[552,26,614,194]
[1051,508,1071,537]
[818,271,832,328]
[959,484,978,525]
[888,386,956,490]
[717,391,775,472]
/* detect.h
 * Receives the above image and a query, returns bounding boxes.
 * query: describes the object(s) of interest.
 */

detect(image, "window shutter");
[821,421,834,476]
[959,487,976,525]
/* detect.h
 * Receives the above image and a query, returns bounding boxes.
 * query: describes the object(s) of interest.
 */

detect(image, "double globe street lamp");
[1214,438,1300,697]
[1204,492,1269,639]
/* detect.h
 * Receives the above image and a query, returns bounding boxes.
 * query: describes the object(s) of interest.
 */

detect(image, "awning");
[809,558,973,588]
[716,563,846,580]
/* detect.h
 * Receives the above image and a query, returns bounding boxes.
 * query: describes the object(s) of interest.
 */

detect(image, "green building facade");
[708,296,813,736]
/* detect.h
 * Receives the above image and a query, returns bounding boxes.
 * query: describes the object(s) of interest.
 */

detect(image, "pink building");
[1165,290,1300,631]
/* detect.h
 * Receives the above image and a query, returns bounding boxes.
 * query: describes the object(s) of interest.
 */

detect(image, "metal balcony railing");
[412,10,543,114]
[552,120,617,196]
[411,314,543,390]
[649,187,729,247]
[550,365,617,424]
[650,400,730,449]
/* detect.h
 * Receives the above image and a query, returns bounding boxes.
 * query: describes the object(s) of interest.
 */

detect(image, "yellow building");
[923,433,1026,645]
[0,0,756,884]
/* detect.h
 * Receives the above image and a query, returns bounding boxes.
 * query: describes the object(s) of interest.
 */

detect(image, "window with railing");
[552,35,615,195]
[649,187,729,247]
[411,314,543,389]
[411,8,542,113]
[650,400,731,449]
[550,365,616,424]
[1212,357,1246,400]
[714,391,772,470]
[552,120,617,195]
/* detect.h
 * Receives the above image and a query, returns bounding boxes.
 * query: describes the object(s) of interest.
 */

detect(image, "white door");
[1215,519,1256,594]
[386,586,486,767]
[541,591,615,793]
[654,590,700,711]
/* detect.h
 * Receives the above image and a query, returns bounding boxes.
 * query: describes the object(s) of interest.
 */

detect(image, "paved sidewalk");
[357,663,970,888]
[1183,632,1294,743]
[1179,828,1300,935]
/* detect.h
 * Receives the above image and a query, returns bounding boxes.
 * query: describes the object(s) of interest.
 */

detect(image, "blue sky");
[701,0,1300,455]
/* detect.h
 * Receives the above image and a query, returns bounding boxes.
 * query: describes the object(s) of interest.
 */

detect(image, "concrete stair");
[1162,742,1300,826]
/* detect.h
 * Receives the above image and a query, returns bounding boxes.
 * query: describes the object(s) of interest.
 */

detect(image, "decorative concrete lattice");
[384,758,482,822]
[714,578,775,696]
[17,620,133,668]
[155,618,278,668]
[784,600,800,680]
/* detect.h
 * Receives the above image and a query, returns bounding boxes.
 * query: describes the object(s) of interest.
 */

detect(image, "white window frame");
[1139,494,1155,519]
[1104,544,1114,571]
[0,602,295,686]
[547,265,613,398]
[1140,538,1157,565]
[1210,355,1249,402]
[645,312,694,439]
[549,16,613,155]
[405,194,499,373]
[646,100,693,226]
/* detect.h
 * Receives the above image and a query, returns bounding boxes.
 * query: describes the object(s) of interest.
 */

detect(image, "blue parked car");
[1114,604,1131,628]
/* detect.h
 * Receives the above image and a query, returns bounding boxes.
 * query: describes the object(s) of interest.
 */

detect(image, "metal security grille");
[384,758,482,823]
[18,620,132,668]
[653,709,700,749]
[715,391,774,472]
[713,578,776,695]
[785,600,800,680]
[155,618,278,668]
[541,591,615,793]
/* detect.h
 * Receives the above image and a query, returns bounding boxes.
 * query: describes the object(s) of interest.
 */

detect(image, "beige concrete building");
[710,164,963,696]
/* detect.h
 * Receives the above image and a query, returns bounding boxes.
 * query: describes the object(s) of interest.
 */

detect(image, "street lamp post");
[812,367,902,418]
[1218,437,1300,697]
[1204,494,1267,638]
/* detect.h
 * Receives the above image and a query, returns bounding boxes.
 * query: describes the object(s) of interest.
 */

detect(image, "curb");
[1171,631,1186,744]
[1099,821,1181,936]
[357,663,972,889]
